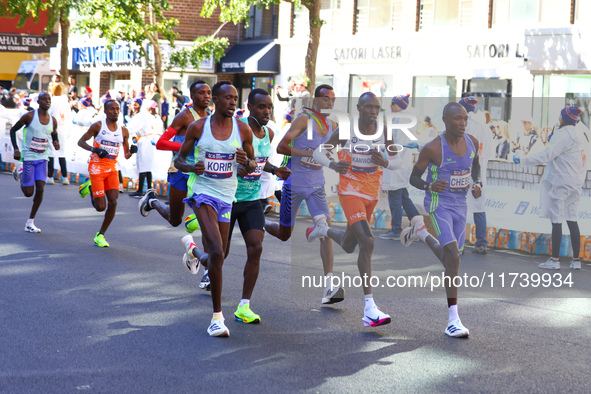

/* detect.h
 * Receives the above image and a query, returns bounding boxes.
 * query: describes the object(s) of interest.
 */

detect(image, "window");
[494,0,570,25]
[356,0,394,33]
[419,0,473,29]
[244,5,278,40]
[576,0,591,22]
[41,75,51,93]
[292,0,342,37]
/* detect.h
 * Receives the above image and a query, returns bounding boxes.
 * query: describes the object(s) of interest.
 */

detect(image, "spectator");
[2,88,18,108]
[493,120,511,160]
[68,76,78,101]
[149,82,161,114]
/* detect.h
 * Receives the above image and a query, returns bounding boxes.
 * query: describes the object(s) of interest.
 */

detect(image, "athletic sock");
[416,227,430,242]
[364,294,376,311]
[239,299,249,307]
[324,273,334,291]
[212,312,223,320]
[448,305,459,322]
[27,218,34,225]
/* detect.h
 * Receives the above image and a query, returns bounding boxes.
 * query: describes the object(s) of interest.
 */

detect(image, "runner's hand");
[276,166,291,180]
[192,161,205,175]
[92,147,109,159]
[430,179,448,193]
[235,148,248,165]
[238,167,248,178]
[472,183,482,198]
[329,161,349,174]
[371,149,388,167]
[129,145,138,154]
[13,149,21,161]
[53,141,60,151]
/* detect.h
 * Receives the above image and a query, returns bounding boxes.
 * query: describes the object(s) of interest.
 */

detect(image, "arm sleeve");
[386,154,402,170]
[312,146,333,167]
[521,133,571,166]
[155,126,182,151]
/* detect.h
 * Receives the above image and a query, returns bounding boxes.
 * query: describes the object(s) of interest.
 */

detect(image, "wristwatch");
[271,166,276,175]
[427,183,432,191]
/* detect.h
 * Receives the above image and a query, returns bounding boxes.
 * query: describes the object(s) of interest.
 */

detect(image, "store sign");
[73,44,141,69]
[0,33,57,53]
[334,45,407,64]
[466,43,525,59]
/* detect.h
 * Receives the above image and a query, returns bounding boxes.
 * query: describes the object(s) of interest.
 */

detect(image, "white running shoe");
[539,258,560,270]
[24,223,41,233]
[445,319,470,338]
[46,177,55,185]
[182,253,201,275]
[570,260,582,270]
[62,178,70,185]
[306,222,327,243]
[207,318,230,337]
[199,272,211,291]
[322,286,345,304]
[139,189,156,217]
[12,167,22,182]
[400,216,425,247]
[362,305,391,327]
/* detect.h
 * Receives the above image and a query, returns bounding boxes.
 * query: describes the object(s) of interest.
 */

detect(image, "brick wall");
[99,72,111,96]
[166,0,241,46]
[141,70,155,90]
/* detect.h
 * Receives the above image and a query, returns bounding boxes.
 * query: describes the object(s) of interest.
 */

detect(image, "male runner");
[220,88,290,324]
[264,84,345,305]
[77,99,135,247]
[306,92,402,327]
[403,102,481,338]
[175,81,255,337]
[10,92,59,233]
[139,80,211,223]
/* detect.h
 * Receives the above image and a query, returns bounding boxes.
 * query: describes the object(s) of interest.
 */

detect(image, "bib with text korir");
[299,146,322,170]
[204,152,236,179]
[29,137,48,153]
[242,156,268,181]
[449,168,471,193]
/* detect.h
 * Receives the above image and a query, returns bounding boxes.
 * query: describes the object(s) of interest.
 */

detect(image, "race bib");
[300,147,322,170]
[243,156,268,181]
[100,140,120,160]
[29,137,48,153]
[449,169,471,193]
[204,152,235,179]
[351,151,377,173]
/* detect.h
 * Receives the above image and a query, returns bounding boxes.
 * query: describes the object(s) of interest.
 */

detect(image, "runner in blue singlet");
[406,102,482,338]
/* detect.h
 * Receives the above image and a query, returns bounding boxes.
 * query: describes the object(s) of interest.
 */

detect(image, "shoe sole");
[199,283,211,291]
[182,253,200,275]
[94,241,109,247]
[209,330,230,337]
[363,317,391,327]
[322,287,345,304]
[538,265,560,270]
[235,315,261,324]
[24,227,41,233]
[446,331,470,338]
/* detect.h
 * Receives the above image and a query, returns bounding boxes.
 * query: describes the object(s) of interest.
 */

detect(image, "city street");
[1,172,591,393]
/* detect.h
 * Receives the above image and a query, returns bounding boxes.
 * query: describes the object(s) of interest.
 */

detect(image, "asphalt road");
[1,172,591,393]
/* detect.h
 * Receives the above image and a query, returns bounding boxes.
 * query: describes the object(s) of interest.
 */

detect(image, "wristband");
[271,166,276,175]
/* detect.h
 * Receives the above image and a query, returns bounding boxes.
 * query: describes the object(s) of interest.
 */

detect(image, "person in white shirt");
[460,97,493,254]
[380,94,421,240]
[514,107,589,270]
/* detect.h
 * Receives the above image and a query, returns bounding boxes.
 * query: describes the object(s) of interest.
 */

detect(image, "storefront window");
[420,0,473,29]
[244,5,278,40]
[348,74,393,112]
[533,74,591,128]
[463,78,512,121]
[413,76,457,131]
[494,0,570,25]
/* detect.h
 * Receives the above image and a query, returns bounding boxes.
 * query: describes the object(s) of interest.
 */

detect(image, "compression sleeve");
[155,126,182,151]
[312,146,333,167]
[386,153,402,171]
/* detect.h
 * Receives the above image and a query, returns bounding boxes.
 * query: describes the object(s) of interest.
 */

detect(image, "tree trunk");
[153,42,164,90]
[59,7,70,82]
[305,0,323,95]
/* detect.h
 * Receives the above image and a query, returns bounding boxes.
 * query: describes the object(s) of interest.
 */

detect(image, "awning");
[218,41,279,74]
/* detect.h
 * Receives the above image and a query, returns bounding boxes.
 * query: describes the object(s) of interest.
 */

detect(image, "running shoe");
[12,167,21,182]
[379,230,400,240]
[400,216,425,247]
[306,222,327,243]
[539,258,560,270]
[182,253,201,275]
[139,189,156,217]
[199,272,211,291]
[235,304,261,324]
[46,177,55,185]
[24,223,41,233]
[119,184,124,193]
[362,305,391,327]
[129,191,143,198]
[79,178,91,198]
[62,178,70,185]
[264,204,272,214]
[570,260,581,270]
[472,245,487,254]
[322,286,345,304]
[445,319,470,338]
[207,317,230,337]
[94,232,110,248]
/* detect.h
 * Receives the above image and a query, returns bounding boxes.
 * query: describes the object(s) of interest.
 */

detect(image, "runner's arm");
[174,119,205,174]
[312,128,349,173]
[51,117,60,151]
[237,121,256,172]
[469,135,481,184]
[78,122,102,154]
[122,126,133,159]
[155,112,186,151]
[277,114,312,157]
[9,112,32,160]
[410,139,446,192]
